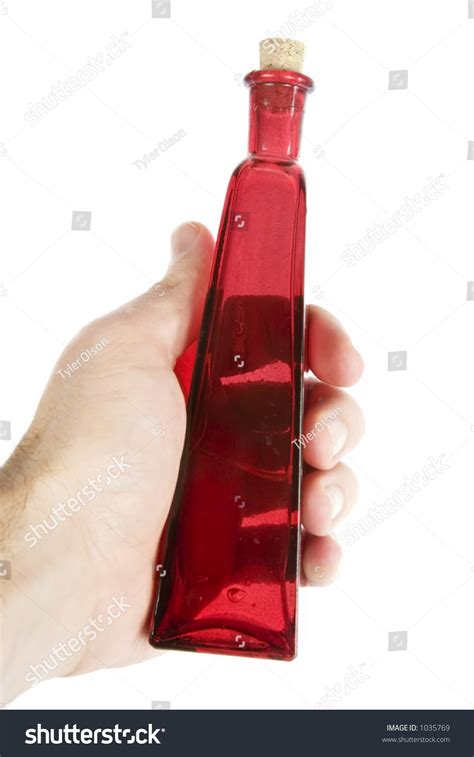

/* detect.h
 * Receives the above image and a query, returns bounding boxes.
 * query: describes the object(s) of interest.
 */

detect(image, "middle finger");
[302,380,364,470]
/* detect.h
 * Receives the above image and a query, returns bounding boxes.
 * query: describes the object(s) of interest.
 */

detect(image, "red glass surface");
[150,68,314,660]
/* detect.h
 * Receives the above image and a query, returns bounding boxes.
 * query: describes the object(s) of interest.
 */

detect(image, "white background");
[1,0,473,709]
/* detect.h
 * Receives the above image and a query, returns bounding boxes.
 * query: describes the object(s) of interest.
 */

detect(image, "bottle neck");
[245,69,314,161]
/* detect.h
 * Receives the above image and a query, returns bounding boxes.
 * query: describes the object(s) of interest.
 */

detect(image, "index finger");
[306,305,364,387]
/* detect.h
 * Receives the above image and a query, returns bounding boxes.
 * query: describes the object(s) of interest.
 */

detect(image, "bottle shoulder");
[233,156,304,180]
[232,156,305,185]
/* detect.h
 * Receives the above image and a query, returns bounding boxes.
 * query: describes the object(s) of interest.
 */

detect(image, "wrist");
[0,463,88,703]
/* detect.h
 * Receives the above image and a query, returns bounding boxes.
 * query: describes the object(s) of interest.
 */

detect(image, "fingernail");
[171,222,200,259]
[325,484,344,521]
[328,418,348,457]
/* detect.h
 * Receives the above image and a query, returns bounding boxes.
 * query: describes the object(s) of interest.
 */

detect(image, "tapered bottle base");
[150,626,296,661]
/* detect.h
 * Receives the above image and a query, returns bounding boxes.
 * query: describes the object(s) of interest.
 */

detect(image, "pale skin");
[0,222,364,704]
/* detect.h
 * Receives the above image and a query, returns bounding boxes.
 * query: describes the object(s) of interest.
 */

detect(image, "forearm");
[0,463,85,704]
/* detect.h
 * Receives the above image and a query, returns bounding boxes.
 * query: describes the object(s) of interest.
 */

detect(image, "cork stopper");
[259,38,305,72]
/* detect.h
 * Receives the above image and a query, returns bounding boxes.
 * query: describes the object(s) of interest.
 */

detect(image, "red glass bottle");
[150,62,314,660]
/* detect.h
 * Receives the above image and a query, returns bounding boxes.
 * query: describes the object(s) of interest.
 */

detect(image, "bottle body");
[150,70,313,660]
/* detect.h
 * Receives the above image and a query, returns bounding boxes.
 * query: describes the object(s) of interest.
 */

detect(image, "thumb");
[146,222,214,363]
